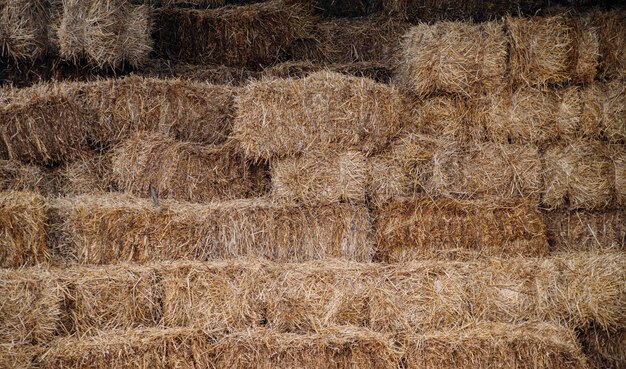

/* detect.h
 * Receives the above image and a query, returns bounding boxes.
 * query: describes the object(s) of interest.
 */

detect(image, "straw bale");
[374,197,547,262]
[367,151,411,208]
[41,327,215,369]
[581,80,625,143]
[543,141,615,210]
[155,1,313,68]
[404,322,588,369]
[262,60,393,83]
[0,0,48,60]
[395,20,507,97]
[141,60,261,85]
[214,326,399,369]
[0,160,45,193]
[52,193,373,264]
[580,326,625,369]
[57,0,152,68]
[586,9,626,78]
[301,0,383,17]
[52,153,113,196]
[83,76,236,146]
[0,268,62,344]
[271,149,367,205]
[610,144,626,207]
[111,132,267,203]
[234,71,403,159]
[408,95,484,142]
[0,191,49,268]
[545,210,626,252]
[0,344,38,369]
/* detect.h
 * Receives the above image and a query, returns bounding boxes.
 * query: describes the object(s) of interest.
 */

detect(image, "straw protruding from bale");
[610,144,626,208]
[262,60,394,83]
[52,153,113,196]
[545,210,626,252]
[234,71,403,159]
[581,80,625,143]
[580,326,625,369]
[0,344,39,369]
[0,0,48,60]
[586,9,626,79]
[141,60,261,85]
[0,160,45,193]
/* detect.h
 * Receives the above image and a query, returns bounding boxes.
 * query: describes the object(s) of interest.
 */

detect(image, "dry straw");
[141,60,261,85]
[51,152,113,196]
[155,0,313,68]
[234,71,403,159]
[0,0,48,60]
[374,197,547,262]
[262,60,394,84]
[0,159,45,193]
[111,132,267,203]
[580,326,625,369]
[302,0,383,17]
[395,20,507,97]
[271,149,367,206]
[581,80,625,143]
[0,191,49,268]
[51,193,373,264]
[586,9,626,79]
[544,210,626,252]
[610,144,626,208]
[58,0,152,68]
[0,343,40,369]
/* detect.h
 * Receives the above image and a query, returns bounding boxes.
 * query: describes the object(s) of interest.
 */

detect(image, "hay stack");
[0,268,62,344]
[234,71,403,159]
[0,0,48,60]
[51,153,113,196]
[580,326,625,369]
[374,197,547,262]
[271,149,367,205]
[0,191,49,268]
[111,132,267,203]
[545,210,626,252]
[581,80,625,143]
[52,193,373,264]
[57,0,152,68]
[0,160,45,193]
[404,322,588,369]
[394,21,507,97]
[155,1,313,68]
[586,9,626,79]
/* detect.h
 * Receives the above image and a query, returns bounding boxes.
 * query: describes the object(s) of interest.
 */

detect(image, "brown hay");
[395,20,507,97]
[234,71,403,159]
[0,0,48,60]
[367,151,411,208]
[154,1,313,68]
[545,210,626,252]
[0,160,45,193]
[51,193,373,264]
[0,191,49,268]
[404,322,588,369]
[57,0,152,68]
[0,268,62,344]
[0,344,39,369]
[111,132,267,203]
[586,9,626,79]
[581,80,625,143]
[262,60,394,83]
[374,197,548,262]
[610,144,626,208]
[543,141,615,210]
[580,326,626,369]
[301,0,383,17]
[271,149,367,206]
[51,152,113,196]
[141,59,261,85]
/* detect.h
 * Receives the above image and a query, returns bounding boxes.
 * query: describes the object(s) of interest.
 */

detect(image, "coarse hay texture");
[234,71,403,159]
[0,0,49,60]
[545,210,626,252]
[262,60,394,83]
[506,14,598,86]
[41,327,215,369]
[141,60,261,85]
[367,151,411,208]
[581,80,625,143]
[0,268,62,344]
[0,343,39,369]
[51,192,374,264]
[154,1,313,68]
[51,152,113,196]
[214,326,399,369]
[298,0,383,17]
[271,149,367,206]
[542,141,616,210]
[394,20,507,97]
[374,197,548,262]
[57,0,152,68]
[610,144,626,207]
[0,191,49,268]
[404,322,588,369]
[0,159,45,193]
[111,132,267,203]
[586,9,626,78]
[580,326,625,369]
[82,75,237,146]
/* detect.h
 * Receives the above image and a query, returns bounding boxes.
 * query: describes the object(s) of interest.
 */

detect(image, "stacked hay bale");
[0,0,49,60]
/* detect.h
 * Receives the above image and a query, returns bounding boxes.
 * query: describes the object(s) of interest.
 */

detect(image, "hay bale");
[299,0,383,17]
[394,20,507,97]
[154,1,313,68]
[214,326,399,369]
[0,191,49,268]
[0,344,39,369]
[52,193,373,264]
[41,327,215,369]
[111,132,267,203]
[374,197,547,262]
[545,210,626,252]
[262,60,394,83]
[271,149,367,205]
[506,14,599,86]
[51,153,113,196]
[543,141,615,210]
[408,95,484,142]
[0,0,48,60]
[586,9,626,79]
[610,144,626,208]
[0,268,62,344]
[141,59,261,85]
[234,71,403,159]
[580,326,626,369]
[0,160,45,193]
[57,0,152,68]
[367,151,411,208]
[581,80,625,143]
[404,322,588,369]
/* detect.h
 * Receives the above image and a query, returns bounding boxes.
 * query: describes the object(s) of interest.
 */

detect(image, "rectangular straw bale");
[0,0,48,60]
[59,263,162,335]
[374,197,548,262]
[586,9,626,79]
[155,1,313,68]
[610,144,626,208]
[0,344,39,369]
[0,191,49,268]
[57,0,152,68]
[394,20,507,97]
[0,160,45,193]
[545,210,626,252]
[581,80,625,143]
[51,193,373,264]
[51,152,113,196]
[262,60,394,84]
[367,151,411,208]
[404,322,588,369]
[160,260,267,331]
[543,141,615,210]
[141,59,261,85]
[0,268,62,344]
[234,71,403,159]
[214,326,399,369]
[408,95,484,142]
[41,327,215,369]
[580,326,625,369]
[271,149,367,205]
